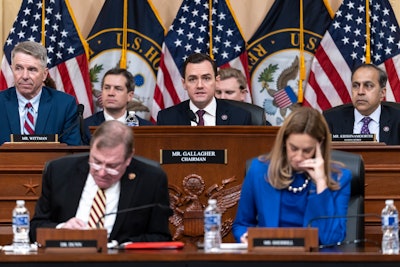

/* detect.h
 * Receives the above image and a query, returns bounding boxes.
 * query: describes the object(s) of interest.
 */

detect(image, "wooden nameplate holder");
[247,227,318,252]
[36,228,108,253]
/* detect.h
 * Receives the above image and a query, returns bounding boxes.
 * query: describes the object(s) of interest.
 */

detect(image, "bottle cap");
[208,199,217,205]
[16,200,25,205]
[385,199,394,205]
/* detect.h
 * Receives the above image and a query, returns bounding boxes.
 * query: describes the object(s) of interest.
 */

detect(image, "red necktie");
[196,110,205,126]
[23,102,35,135]
[88,188,106,228]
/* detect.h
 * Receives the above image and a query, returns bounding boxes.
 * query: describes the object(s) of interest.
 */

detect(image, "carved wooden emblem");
[168,174,241,242]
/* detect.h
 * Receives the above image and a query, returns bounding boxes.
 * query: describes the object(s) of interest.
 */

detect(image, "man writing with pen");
[29,120,172,244]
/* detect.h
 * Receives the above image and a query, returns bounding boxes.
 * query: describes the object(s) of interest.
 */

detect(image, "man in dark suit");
[0,41,80,145]
[84,68,153,144]
[30,120,171,244]
[157,53,252,125]
[323,63,400,145]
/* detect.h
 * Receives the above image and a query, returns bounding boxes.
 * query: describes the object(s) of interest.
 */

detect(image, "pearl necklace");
[287,177,310,193]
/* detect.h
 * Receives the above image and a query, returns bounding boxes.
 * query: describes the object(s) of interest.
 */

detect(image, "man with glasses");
[29,120,172,244]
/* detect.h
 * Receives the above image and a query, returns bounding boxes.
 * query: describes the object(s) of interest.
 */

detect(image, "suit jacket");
[323,102,400,145]
[156,98,252,125]
[29,154,171,244]
[83,111,153,145]
[0,86,80,145]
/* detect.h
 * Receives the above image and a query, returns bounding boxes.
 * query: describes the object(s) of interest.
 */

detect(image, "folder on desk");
[121,241,184,250]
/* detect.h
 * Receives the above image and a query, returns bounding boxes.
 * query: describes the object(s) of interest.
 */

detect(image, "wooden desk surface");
[0,245,399,267]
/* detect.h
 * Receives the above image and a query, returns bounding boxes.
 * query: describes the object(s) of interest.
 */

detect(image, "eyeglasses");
[88,162,120,176]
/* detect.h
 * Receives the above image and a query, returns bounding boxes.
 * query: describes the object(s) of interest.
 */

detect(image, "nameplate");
[248,227,318,252]
[10,134,58,143]
[46,240,98,248]
[160,149,227,164]
[253,238,305,247]
[332,134,375,142]
[36,228,107,253]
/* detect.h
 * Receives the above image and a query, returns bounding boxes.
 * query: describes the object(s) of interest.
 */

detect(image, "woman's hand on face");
[298,143,328,193]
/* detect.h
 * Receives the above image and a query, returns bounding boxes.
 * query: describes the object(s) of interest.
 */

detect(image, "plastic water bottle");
[204,199,221,252]
[381,199,399,254]
[12,200,30,253]
[126,111,139,126]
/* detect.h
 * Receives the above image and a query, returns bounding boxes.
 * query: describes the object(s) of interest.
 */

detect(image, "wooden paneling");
[0,127,399,246]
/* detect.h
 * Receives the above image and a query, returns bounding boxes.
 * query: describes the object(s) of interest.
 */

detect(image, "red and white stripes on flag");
[304,0,400,111]
[152,0,250,123]
[0,0,93,118]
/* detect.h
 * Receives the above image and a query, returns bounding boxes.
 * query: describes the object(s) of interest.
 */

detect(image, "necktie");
[361,117,372,134]
[196,110,205,126]
[23,102,35,135]
[88,188,106,228]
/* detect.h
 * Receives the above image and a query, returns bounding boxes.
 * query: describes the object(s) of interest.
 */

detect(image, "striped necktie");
[88,188,106,228]
[23,102,35,135]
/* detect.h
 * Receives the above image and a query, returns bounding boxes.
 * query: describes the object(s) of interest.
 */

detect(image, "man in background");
[0,41,80,145]
[215,67,248,102]
[84,68,153,144]
[156,53,252,126]
[30,120,171,244]
[216,67,270,126]
[323,63,400,145]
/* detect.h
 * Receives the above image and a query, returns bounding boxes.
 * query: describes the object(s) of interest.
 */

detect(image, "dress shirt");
[189,98,217,126]
[103,110,126,124]
[75,174,120,237]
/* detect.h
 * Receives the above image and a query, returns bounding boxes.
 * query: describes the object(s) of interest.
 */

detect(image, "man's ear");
[181,77,187,91]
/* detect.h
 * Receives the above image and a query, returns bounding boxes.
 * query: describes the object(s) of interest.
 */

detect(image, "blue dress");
[232,158,352,245]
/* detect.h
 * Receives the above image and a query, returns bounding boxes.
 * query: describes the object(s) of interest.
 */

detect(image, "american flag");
[0,0,93,118]
[274,86,298,109]
[151,0,250,122]
[304,0,400,110]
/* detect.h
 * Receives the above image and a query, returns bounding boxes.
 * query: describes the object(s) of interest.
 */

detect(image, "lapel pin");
[221,114,228,121]
[129,173,136,180]
[383,126,390,132]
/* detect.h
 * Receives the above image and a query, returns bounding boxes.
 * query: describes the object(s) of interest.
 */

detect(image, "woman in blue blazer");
[233,107,351,246]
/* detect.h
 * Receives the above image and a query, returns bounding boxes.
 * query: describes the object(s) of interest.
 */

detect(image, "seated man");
[156,53,252,126]
[84,68,153,144]
[215,67,248,102]
[0,41,80,145]
[216,67,271,126]
[323,63,400,145]
[30,120,171,244]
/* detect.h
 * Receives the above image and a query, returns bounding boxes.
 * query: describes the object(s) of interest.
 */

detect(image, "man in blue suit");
[156,53,252,126]
[0,41,80,146]
[84,68,153,145]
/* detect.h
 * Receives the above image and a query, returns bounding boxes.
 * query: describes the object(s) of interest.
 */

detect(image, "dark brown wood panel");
[0,128,399,246]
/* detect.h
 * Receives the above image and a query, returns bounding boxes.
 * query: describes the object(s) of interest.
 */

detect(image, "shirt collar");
[16,89,42,112]
[103,110,127,124]
[189,97,217,117]
[354,105,381,124]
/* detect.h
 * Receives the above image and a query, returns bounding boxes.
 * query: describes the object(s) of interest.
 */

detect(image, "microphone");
[77,104,88,145]
[307,213,381,248]
[95,203,172,228]
[58,104,84,143]
[187,109,198,125]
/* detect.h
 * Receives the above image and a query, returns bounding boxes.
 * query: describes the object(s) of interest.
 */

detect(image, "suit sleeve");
[129,169,172,242]
[59,96,81,145]
[29,161,60,242]
[303,168,352,245]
